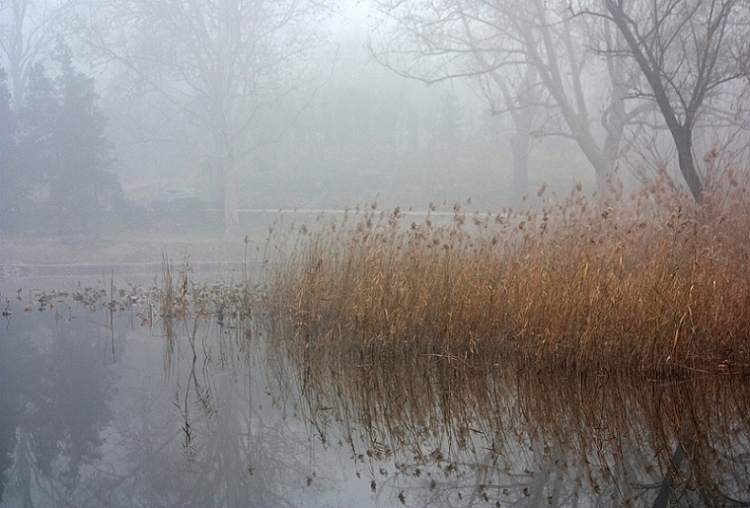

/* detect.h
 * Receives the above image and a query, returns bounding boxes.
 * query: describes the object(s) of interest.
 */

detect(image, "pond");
[1,271,749,507]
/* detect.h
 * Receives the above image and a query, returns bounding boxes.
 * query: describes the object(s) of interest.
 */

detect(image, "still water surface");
[1,274,749,507]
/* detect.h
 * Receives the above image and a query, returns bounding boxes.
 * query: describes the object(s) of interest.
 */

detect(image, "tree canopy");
[0,45,122,234]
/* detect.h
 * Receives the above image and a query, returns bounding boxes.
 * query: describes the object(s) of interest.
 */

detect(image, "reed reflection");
[5,263,747,506]
[266,317,750,507]
[150,261,393,507]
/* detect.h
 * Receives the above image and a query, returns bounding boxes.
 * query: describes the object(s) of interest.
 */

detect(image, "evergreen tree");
[14,44,120,233]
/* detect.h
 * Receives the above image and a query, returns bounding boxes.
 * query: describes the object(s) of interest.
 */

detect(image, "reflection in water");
[0,288,368,508]
[1,286,749,507]
[268,316,750,507]
[0,305,115,507]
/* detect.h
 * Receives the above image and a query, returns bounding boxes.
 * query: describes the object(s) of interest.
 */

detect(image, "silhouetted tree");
[0,0,68,110]
[14,44,119,233]
[599,0,750,201]
[371,0,645,201]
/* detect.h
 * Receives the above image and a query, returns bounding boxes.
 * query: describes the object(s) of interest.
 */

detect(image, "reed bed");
[264,173,750,375]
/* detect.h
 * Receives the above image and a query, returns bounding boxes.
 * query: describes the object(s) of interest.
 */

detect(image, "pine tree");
[14,44,120,233]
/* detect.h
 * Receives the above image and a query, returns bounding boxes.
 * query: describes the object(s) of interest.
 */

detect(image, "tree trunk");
[673,127,704,201]
[510,128,530,206]
[604,0,704,201]
[18,427,32,508]
[596,118,623,202]
[651,443,683,508]
[508,68,538,207]
[215,129,239,237]
[223,151,239,237]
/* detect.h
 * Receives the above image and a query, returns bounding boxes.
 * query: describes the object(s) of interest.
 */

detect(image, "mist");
[0,0,603,247]
[2,1,750,506]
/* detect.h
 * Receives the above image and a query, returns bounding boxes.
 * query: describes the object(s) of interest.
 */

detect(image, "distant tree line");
[4,0,748,227]
[0,44,122,235]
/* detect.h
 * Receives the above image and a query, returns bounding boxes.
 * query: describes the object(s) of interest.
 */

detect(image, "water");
[1,275,749,507]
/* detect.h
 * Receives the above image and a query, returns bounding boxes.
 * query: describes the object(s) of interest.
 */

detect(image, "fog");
[2,1,747,245]
[0,1,585,243]
[1,1,750,505]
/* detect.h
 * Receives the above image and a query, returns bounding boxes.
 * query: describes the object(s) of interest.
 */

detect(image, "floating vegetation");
[1,259,264,324]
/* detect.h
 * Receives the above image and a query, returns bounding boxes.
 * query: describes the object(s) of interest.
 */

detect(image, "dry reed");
[264,172,750,376]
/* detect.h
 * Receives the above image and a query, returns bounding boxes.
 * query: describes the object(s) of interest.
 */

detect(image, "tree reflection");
[4,280,749,506]
[0,305,115,507]
[81,301,336,508]
[266,316,750,507]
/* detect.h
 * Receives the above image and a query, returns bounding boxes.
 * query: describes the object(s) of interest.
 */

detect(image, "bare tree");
[370,0,542,203]
[372,0,646,200]
[0,0,68,108]
[75,0,330,235]
[452,8,543,205]
[599,0,750,201]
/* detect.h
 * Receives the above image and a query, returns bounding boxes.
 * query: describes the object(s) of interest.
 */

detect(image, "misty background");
[2,2,750,506]
[1,0,749,240]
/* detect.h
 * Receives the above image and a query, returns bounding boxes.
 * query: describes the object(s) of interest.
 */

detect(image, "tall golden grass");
[264,171,750,375]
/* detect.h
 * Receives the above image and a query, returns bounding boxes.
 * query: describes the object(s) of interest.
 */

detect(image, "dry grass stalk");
[264,172,750,375]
